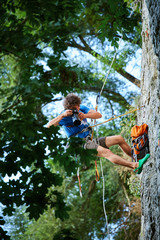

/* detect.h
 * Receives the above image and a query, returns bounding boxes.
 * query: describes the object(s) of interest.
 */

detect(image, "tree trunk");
[139,0,160,239]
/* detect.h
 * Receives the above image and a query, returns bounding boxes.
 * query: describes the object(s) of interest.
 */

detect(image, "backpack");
[131,123,149,162]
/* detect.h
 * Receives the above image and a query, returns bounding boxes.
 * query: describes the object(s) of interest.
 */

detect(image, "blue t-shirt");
[59,105,90,138]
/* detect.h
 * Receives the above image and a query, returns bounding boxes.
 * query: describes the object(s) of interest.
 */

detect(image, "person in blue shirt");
[47,93,149,173]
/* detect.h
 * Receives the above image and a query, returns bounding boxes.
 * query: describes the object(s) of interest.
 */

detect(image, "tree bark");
[139,0,160,239]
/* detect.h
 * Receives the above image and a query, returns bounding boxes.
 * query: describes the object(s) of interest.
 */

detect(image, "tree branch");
[65,36,140,88]
[0,95,63,117]
[81,86,130,106]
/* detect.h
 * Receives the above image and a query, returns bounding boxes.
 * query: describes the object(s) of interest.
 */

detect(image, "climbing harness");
[74,105,145,136]
[70,126,92,137]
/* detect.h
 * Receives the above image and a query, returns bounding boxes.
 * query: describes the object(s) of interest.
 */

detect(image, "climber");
[47,93,150,174]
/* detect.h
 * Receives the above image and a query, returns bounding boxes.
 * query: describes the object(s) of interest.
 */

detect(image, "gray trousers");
[84,136,109,150]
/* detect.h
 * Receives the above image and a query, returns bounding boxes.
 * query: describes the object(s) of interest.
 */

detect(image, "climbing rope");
[90,106,144,129]
[77,167,82,198]
[100,158,110,239]
[95,112,110,238]
[91,95,111,237]
[100,36,123,98]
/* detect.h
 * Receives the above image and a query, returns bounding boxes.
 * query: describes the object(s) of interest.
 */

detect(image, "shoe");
[133,154,150,174]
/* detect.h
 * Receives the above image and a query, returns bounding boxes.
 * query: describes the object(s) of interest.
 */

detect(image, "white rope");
[95,124,110,238]
[100,36,123,97]
[100,158,110,239]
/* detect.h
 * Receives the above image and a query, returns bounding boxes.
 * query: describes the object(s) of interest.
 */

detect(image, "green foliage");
[120,108,137,144]
[2,205,31,240]
[0,0,142,238]
[0,215,10,239]
[15,160,127,239]
[127,174,141,197]
[22,207,61,240]
[81,0,141,46]
[53,229,80,240]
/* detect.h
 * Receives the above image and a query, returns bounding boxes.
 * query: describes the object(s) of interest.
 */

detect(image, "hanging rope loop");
[96,93,100,105]
[77,167,82,198]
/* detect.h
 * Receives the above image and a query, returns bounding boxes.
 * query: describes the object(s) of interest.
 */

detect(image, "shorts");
[84,136,109,150]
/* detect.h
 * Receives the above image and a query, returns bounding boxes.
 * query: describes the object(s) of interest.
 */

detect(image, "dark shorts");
[84,136,109,150]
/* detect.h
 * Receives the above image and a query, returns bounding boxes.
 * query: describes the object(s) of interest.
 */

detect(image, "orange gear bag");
[131,124,149,162]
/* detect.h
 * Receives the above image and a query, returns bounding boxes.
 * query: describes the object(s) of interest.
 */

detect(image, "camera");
[72,109,81,126]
